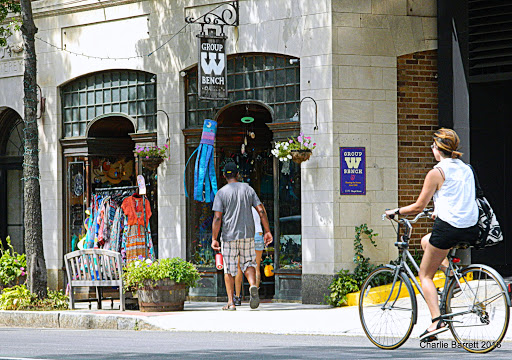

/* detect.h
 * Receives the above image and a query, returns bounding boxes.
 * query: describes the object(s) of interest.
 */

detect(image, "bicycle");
[358,209,511,353]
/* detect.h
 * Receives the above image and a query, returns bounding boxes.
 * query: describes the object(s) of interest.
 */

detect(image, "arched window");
[61,70,157,137]
[185,53,300,127]
[0,108,24,253]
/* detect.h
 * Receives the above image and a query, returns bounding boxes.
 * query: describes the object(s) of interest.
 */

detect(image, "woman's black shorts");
[429,217,479,250]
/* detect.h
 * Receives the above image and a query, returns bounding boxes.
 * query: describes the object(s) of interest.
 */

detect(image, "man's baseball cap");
[223,162,238,174]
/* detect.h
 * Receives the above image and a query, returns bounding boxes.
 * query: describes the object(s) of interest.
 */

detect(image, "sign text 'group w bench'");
[198,33,228,100]
[340,147,366,195]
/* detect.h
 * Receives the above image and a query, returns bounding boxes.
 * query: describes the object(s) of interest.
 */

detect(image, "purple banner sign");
[340,147,366,195]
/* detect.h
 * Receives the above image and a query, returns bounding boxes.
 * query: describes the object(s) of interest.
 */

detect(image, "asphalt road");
[0,329,511,359]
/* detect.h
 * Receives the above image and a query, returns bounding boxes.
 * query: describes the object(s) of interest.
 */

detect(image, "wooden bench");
[64,249,125,311]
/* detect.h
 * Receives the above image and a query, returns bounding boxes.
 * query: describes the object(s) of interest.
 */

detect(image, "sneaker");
[233,294,242,306]
[249,285,260,309]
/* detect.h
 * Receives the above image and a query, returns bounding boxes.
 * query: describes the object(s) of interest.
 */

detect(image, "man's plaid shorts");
[221,238,256,277]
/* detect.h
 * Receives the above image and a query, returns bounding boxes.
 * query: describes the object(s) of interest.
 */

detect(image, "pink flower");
[164,144,169,148]
[298,136,303,143]
[305,137,311,140]
[20,267,25,271]
[289,140,293,143]
[146,155,149,159]
[21,271,26,276]
[313,143,316,146]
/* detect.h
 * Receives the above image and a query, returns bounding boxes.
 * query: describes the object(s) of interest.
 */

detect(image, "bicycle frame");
[385,211,511,324]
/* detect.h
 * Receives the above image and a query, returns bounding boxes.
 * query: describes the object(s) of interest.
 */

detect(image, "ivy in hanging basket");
[271,133,316,162]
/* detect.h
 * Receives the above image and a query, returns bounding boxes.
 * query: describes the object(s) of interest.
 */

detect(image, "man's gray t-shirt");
[212,182,261,242]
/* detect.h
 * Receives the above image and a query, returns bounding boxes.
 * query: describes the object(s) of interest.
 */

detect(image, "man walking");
[211,162,273,310]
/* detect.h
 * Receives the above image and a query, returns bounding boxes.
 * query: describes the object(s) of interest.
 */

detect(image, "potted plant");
[271,132,316,164]
[123,256,201,312]
[135,143,169,170]
[0,236,27,291]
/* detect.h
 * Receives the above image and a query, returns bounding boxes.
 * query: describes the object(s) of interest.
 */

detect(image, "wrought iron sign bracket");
[185,0,239,36]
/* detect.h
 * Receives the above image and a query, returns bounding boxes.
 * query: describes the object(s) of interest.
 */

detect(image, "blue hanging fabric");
[184,119,218,202]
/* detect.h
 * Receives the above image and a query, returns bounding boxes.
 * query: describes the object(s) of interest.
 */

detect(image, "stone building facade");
[0,0,438,303]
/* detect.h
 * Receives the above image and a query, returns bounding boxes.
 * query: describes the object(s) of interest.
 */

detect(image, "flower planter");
[137,279,187,312]
[290,150,312,164]
[141,157,164,170]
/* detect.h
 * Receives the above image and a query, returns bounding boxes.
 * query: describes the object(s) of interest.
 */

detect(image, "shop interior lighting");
[241,116,254,123]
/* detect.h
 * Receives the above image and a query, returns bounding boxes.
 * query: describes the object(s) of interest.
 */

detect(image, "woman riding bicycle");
[385,128,479,342]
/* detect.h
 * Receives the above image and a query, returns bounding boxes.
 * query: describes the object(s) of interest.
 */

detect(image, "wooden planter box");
[273,268,302,302]
[187,267,227,302]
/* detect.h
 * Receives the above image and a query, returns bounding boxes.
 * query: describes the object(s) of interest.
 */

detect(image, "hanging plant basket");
[290,150,312,164]
[141,157,164,170]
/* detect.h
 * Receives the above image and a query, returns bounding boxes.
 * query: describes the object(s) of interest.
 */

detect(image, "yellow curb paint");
[345,270,472,307]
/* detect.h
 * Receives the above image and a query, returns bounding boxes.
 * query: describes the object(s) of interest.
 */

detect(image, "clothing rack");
[93,185,139,193]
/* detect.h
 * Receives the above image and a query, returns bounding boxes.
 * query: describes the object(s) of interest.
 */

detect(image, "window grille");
[185,54,300,127]
[61,70,157,137]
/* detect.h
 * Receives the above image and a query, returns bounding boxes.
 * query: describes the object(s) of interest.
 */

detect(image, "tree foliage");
[0,0,21,46]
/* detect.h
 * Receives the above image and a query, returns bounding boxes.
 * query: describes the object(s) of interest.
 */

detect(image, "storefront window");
[185,54,300,127]
[62,70,157,137]
[277,160,301,269]
[142,165,159,256]
[185,145,214,267]
[65,158,86,255]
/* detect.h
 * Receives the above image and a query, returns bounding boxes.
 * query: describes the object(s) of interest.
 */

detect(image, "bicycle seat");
[454,242,471,249]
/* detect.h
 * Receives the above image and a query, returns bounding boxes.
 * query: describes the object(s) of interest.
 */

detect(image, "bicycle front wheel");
[445,266,510,353]
[359,266,417,350]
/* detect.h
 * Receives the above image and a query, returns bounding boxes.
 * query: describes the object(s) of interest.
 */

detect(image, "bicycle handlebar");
[382,208,433,223]
[382,208,433,241]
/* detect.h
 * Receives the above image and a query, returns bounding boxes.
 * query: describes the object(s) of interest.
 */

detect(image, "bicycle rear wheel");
[359,266,417,350]
[445,266,510,353]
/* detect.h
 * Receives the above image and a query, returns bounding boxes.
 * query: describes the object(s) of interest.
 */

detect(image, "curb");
[345,270,448,306]
[0,311,162,331]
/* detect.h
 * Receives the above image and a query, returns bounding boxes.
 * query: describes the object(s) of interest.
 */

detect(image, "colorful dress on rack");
[121,194,154,263]
[107,207,125,253]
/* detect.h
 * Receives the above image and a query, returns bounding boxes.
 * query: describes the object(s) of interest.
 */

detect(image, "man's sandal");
[419,316,449,342]
[222,303,236,311]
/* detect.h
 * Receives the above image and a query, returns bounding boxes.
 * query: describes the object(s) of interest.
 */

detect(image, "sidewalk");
[1,298,512,341]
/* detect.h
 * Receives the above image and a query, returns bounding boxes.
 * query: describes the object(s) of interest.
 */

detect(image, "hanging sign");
[198,34,228,100]
[340,147,366,195]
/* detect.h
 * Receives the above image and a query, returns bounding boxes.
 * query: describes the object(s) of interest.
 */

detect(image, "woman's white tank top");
[433,158,478,228]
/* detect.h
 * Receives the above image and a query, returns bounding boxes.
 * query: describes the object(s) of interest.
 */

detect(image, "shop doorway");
[186,101,276,300]
[0,109,24,253]
[64,115,138,254]
[215,101,275,299]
